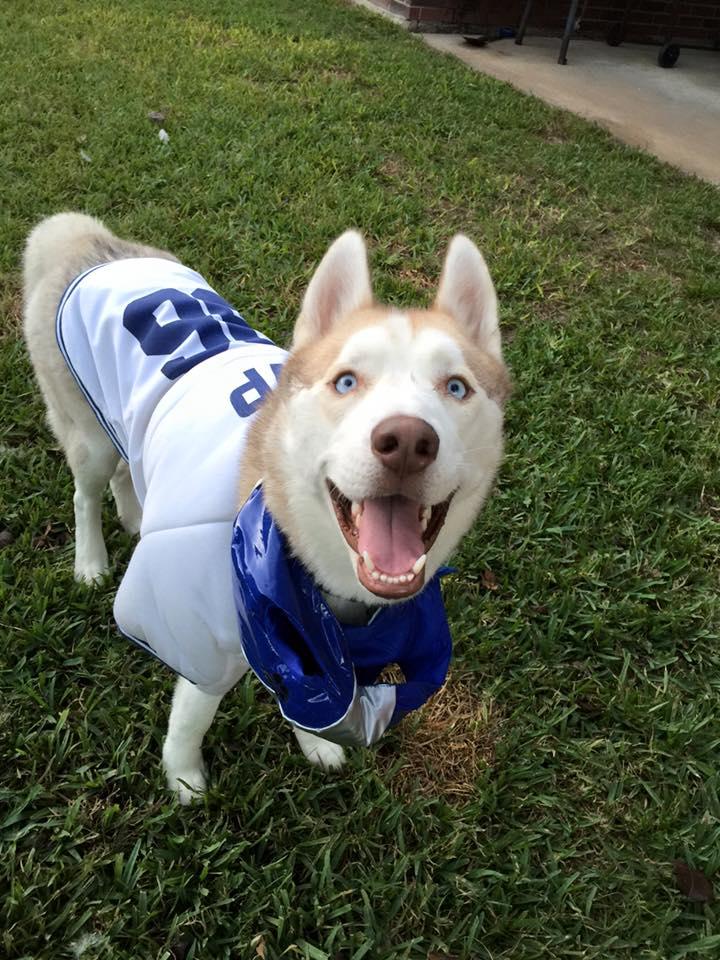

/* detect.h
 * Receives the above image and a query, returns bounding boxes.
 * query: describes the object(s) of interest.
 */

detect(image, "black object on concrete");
[516,0,583,64]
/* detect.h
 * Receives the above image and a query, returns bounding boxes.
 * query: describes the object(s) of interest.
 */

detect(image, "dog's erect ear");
[434,235,501,360]
[293,231,373,350]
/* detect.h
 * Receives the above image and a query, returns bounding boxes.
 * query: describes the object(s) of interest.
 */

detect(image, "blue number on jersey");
[123,286,283,420]
[123,287,270,380]
[230,364,285,418]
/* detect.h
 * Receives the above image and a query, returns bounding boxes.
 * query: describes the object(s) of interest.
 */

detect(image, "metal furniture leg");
[558,0,581,64]
[516,0,534,45]
[607,0,637,46]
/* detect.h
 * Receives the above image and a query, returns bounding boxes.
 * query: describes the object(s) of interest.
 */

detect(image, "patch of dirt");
[376,669,501,802]
[376,156,408,181]
[397,267,434,292]
[320,66,355,83]
[700,488,720,522]
[537,117,574,145]
[430,195,473,232]
[524,297,569,326]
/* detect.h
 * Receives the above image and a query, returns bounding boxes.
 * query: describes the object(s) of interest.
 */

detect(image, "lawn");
[1,1,720,958]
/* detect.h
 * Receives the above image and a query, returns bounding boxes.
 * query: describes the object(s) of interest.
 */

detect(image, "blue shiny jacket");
[231,484,453,746]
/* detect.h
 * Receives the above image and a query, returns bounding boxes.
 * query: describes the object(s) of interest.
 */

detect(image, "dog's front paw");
[74,558,109,585]
[294,728,346,771]
[167,767,207,805]
[163,741,207,804]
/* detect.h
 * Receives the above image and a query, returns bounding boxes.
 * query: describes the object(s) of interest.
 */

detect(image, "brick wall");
[372,0,720,44]
[369,0,473,28]
[581,2,720,45]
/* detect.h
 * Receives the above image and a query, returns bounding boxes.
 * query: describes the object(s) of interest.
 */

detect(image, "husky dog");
[23,213,510,803]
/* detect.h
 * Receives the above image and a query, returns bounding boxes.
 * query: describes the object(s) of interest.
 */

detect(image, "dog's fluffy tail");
[23,212,113,299]
[23,212,179,311]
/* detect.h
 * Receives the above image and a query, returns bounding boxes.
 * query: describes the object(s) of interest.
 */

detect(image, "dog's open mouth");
[327,480,453,599]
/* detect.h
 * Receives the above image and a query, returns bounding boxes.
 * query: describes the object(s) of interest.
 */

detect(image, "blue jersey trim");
[55,263,129,460]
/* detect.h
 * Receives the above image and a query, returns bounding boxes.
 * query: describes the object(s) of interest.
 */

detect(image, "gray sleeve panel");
[294,683,397,747]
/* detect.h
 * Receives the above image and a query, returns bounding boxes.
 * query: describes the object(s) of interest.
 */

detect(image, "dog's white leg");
[110,460,142,535]
[66,429,118,583]
[293,728,346,771]
[73,485,109,583]
[163,676,223,805]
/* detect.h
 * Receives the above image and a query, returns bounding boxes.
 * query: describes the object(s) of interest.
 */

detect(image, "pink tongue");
[357,495,424,575]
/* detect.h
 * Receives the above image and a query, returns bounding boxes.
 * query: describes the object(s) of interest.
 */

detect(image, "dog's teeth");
[412,554,427,576]
[370,568,418,586]
[362,550,375,573]
[385,574,411,585]
[351,501,361,519]
[421,505,432,522]
[420,517,428,533]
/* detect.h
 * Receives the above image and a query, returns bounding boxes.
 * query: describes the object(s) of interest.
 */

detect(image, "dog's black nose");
[371,416,439,476]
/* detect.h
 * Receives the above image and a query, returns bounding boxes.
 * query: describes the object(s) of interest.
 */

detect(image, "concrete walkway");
[351,2,720,185]
[423,35,720,185]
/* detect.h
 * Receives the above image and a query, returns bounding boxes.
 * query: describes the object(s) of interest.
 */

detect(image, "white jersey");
[57,258,287,693]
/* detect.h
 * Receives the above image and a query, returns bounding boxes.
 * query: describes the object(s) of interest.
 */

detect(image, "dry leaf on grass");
[480,568,499,591]
[673,860,714,902]
[0,528,15,548]
[169,936,193,960]
[32,521,70,550]
[376,669,500,801]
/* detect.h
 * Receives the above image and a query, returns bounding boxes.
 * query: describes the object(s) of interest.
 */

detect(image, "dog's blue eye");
[334,372,358,395]
[446,377,468,399]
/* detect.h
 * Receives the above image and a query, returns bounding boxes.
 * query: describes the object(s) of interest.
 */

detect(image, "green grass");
[2,1,720,957]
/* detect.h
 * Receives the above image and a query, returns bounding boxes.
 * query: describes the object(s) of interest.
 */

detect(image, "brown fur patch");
[236,375,287,507]
[407,308,512,406]
[375,669,501,802]
[287,306,388,386]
